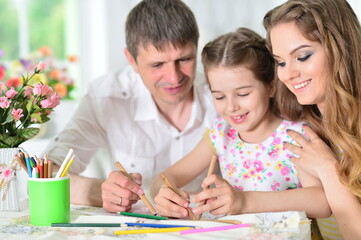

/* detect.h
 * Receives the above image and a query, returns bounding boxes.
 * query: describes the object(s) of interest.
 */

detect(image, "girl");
[263,0,361,239]
[151,28,329,219]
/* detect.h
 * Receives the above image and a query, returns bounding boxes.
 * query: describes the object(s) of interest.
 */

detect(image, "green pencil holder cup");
[28,176,70,226]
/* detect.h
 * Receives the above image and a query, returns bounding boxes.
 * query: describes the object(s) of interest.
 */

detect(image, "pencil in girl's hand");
[196,154,218,220]
[114,161,157,215]
[160,172,197,220]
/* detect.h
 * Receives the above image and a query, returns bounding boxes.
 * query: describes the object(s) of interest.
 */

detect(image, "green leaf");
[17,127,40,140]
[30,113,42,123]
[3,136,22,147]
[26,101,33,112]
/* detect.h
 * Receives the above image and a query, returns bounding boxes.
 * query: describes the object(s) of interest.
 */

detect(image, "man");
[44,0,216,212]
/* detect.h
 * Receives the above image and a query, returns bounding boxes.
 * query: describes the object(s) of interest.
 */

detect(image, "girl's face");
[270,22,329,113]
[208,66,275,142]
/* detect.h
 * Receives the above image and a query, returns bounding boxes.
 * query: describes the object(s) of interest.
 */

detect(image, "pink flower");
[281,166,291,176]
[243,159,251,169]
[5,87,18,99]
[24,86,33,98]
[11,108,24,121]
[271,182,280,191]
[49,93,61,108]
[0,97,10,109]
[1,167,14,179]
[40,93,60,108]
[33,83,43,95]
[0,65,5,81]
[41,85,53,97]
[40,99,52,108]
[0,82,6,93]
[253,161,264,172]
[35,62,46,73]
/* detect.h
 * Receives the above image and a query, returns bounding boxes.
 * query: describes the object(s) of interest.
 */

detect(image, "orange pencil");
[39,159,44,178]
[44,155,48,178]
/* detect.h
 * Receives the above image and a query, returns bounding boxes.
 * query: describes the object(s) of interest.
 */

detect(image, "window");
[0,0,79,99]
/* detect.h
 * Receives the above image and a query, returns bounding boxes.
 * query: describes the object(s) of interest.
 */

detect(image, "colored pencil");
[115,161,157,215]
[14,155,28,174]
[119,211,167,220]
[48,160,53,178]
[160,172,196,220]
[51,222,196,228]
[60,155,74,177]
[39,159,44,178]
[44,155,48,178]
[24,152,32,177]
[55,148,74,178]
[114,227,192,235]
[196,154,218,219]
[180,223,253,235]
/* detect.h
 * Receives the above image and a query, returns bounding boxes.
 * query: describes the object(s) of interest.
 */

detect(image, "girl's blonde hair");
[264,0,361,198]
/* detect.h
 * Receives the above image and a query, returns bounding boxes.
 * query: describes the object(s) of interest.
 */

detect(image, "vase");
[0,148,21,211]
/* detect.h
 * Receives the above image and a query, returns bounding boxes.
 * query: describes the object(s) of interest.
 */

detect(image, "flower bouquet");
[0,62,61,148]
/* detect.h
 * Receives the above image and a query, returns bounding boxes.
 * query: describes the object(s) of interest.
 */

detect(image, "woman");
[263,0,361,239]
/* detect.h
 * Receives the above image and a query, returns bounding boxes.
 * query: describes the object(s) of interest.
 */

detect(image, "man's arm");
[70,174,103,206]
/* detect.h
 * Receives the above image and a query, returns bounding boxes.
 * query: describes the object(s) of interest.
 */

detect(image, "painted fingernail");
[137,188,144,195]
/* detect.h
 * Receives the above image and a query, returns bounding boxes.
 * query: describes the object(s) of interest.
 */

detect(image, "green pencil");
[119,211,168,220]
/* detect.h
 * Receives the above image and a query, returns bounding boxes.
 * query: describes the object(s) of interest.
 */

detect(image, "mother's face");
[270,22,329,113]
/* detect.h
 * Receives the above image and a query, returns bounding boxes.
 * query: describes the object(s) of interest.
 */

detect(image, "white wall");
[76,0,361,93]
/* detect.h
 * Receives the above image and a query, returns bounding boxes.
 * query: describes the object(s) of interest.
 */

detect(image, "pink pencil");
[180,223,253,235]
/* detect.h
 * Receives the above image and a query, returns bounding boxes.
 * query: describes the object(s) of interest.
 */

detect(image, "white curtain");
[77,0,361,95]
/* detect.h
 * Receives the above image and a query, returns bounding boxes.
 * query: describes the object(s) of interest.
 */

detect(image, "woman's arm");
[286,125,361,239]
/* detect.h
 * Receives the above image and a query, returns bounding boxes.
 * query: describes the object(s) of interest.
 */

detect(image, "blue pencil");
[51,222,196,228]
[24,152,32,177]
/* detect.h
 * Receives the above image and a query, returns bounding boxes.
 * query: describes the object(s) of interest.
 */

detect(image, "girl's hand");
[284,124,338,178]
[192,174,244,215]
[154,186,191,218]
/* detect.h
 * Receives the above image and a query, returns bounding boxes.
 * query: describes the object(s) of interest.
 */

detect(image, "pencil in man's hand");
[114,161,157,215]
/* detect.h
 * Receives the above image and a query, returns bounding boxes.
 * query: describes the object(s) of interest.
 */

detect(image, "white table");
[0,200,310,240]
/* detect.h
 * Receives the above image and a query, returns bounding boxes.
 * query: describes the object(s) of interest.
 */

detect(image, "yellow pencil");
[114,227,192,235]
[60,155,75,177]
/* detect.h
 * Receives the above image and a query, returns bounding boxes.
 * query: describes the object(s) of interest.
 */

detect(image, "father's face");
[126,42,197,106]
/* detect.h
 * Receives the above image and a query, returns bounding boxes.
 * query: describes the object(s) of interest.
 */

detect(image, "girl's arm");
[193,175,332,218]
[150,138,215,218]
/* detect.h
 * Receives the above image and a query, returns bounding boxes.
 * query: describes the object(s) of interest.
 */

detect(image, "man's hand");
[101,171,144,212]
